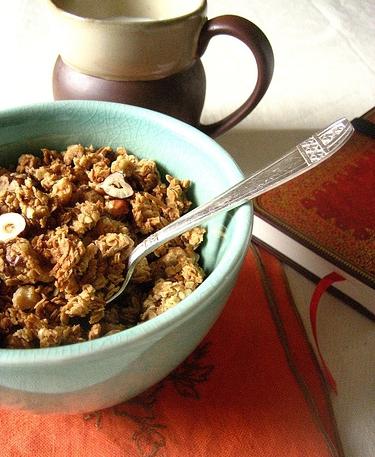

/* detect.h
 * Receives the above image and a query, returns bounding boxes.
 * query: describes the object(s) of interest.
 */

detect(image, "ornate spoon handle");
[107,118,353,303]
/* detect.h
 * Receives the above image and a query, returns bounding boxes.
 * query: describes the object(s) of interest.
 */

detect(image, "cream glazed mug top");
[47,0,208,81]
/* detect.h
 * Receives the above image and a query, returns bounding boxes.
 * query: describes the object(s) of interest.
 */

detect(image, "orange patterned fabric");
[255,114,375,284]
[0,245,343,457]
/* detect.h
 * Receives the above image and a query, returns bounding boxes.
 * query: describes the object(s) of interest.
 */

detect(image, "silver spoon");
[107,117,353,304]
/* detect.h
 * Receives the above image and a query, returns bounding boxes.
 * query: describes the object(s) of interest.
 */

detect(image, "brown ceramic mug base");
[53,56,206,126]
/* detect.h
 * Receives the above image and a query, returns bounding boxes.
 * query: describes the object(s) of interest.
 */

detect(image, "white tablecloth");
[1,1,374,456]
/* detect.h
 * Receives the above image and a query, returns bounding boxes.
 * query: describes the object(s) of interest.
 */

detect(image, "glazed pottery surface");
[47,0,274,137]
[0,101,252,413]
[47,0,208,81]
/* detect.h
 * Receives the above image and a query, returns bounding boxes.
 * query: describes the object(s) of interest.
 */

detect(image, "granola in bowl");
[0,145,205,348]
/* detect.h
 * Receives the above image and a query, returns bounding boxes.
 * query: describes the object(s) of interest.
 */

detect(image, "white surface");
[1,1,374,456]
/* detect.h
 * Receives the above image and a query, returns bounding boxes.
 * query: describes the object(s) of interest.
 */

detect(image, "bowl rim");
[0,100,252,365]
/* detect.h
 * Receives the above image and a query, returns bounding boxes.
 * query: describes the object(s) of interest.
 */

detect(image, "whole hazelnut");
[105,199,129,218]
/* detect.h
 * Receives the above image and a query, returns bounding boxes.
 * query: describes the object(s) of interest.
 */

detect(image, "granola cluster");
[0,145,205,348]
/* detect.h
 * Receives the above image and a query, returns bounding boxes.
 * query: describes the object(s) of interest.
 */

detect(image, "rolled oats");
[0,145,205,348]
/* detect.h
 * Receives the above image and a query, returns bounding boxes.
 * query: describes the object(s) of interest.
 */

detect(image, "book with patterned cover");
[253,108,375,318]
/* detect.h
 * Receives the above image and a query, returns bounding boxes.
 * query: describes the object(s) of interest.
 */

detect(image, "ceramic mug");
[48,0,274,137]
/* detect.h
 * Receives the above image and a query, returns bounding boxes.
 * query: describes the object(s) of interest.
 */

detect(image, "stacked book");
[253,108,375,319]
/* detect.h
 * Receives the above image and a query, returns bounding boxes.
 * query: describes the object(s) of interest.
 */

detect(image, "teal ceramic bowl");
[0,101,252,413]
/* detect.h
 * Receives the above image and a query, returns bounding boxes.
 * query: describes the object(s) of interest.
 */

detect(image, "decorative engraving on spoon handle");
[141,117,353,248]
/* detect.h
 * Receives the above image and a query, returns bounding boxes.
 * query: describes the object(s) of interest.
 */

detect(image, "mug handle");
[197,15,274,138]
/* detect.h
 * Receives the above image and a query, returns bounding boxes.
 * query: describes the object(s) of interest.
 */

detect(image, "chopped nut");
[12,286,42,310]
[51,177,74,206]
[100,172,133,199]
[0,212,26,242]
